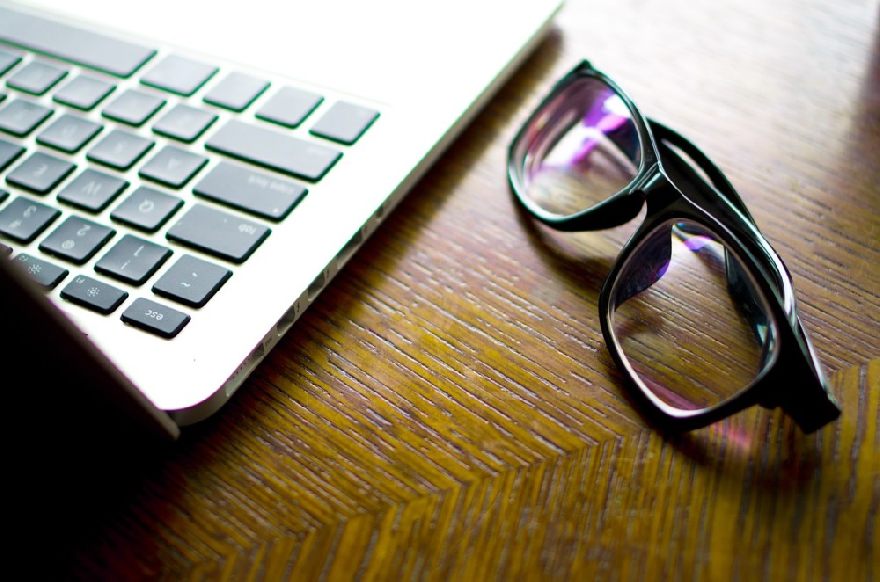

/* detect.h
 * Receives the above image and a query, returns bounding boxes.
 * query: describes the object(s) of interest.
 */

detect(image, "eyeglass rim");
[506,60,658,232]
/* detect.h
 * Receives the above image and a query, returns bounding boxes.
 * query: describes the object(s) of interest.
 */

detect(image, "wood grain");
[38,0,878,579]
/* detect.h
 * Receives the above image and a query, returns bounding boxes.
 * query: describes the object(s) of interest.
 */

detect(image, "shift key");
[205,119,341,182]
[167,203,269,263]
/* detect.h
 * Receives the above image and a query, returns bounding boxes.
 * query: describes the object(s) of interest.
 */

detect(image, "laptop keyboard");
[0,10,379,339]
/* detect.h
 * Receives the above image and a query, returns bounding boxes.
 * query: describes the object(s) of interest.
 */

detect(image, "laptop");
[0,0,564,442]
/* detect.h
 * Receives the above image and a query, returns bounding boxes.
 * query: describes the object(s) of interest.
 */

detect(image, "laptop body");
[0,0,563,438]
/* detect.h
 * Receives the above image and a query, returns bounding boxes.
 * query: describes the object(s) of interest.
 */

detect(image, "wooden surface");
[49,0,878,579]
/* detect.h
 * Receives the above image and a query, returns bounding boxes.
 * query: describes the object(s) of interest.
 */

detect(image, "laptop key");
[96,234,171,285]
[87,129,154,170]
[40,216,115,265]
[61,274,127,314]
[167,203,269,264]
[256,86,322,128]
[0,188,6,203]
[103,88,165,126]
[193,161,306,221]
[53,75,115,110]
[36,114,102,153]
[141,55,217,97]
[58,169,128,212]
[122,297,190,338]
[310,101,379,145]
[204,72,269,112]
[139,145,208,188]
[152,104,217,143]
[12,253,68,290]
[0,196,60,243]
[206,119,341,182]
[0,137,25,171]
[6,152,75,194]
[6,60,67,95]
[0,49,21,77]
[153,253,231,307]
[0,99,52,137]
[0,7,156,78]
[111,186,182,232]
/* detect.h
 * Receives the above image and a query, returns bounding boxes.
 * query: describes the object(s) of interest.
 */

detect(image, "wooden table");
[50,0,878,578]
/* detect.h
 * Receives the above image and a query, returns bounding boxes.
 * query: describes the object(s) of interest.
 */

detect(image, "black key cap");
[0,137,24,171]
[153,253,230,307]
[61,274,127,314]
[310,102,379,145]
[256,86,322,128]
[87,129,154,170]
[206,119,341,182]
[12,253,68,290]
[0,48,21,77]
[0,188,6,203]
[0,196,59,243]
[138,145,207,189]
[102,88,165,126]
[111,186,182,232]
[193,162,306,221]
[96,234,171,285]
[53,75,115,110]
[36,114,102,153]
[57,169,128,212]
[152,104,216,143]
[40,216,115,264]
[141,55,217,97]
[0,99,52,136]
[204,72,269,112]
[6,152,75,194]
[166,203,269,263]
[0,7,155,78]
[6,60,66,95]
[122,297,190,338]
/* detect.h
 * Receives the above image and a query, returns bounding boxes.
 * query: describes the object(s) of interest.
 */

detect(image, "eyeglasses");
[507,60,841,433]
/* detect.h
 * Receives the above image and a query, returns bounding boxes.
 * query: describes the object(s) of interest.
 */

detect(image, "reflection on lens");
[608,219,778,411]
[516,76,641,217]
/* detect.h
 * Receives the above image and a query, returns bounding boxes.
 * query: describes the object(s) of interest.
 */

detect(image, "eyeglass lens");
[607,219,779,411]
[517,76,641,217]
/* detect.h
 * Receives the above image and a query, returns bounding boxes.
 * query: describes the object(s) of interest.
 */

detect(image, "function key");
[6,151,75,195]
[111,186,182,232]
[36,114,102,153]
[0,196,60,243]
[166,203,269,264]
[96,234,171,286]
[153,254,231,307]
[6,60,67,95]
[12,253,68,290]
[122,298,190,338]
[256,86,322,128]
[87,129,154,170]
[193,162,306,221]
[0,137,25,171]
[0,99,52,137]
[40,216,115,265]
[204,72,269,112]
[102,88,165,126]
[141,55,217,97]
[61,275,128,315]
[57,169,128,212]
[138,145,207,189]
[152,104,217,143]
[310,101,379,145]
[53,75,115,110]
[0,49,21,77]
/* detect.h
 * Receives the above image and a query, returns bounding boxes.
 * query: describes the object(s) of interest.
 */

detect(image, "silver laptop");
[0,0,563,439]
